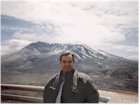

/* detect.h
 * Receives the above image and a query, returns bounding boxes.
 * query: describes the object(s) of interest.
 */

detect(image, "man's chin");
[63,69,73,72]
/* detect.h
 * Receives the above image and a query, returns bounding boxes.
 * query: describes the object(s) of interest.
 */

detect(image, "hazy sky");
[1,0,138,60]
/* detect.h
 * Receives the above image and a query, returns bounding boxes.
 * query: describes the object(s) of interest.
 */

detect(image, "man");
[43,51,99,103]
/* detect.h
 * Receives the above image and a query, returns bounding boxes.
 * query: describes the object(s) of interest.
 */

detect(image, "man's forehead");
[61,54,73,60]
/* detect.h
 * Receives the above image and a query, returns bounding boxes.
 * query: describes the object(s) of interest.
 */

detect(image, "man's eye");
[68,61,72,63]
[63,61,66,63]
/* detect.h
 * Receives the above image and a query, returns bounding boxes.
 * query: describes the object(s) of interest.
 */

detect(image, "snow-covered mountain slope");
[2,41,138,79]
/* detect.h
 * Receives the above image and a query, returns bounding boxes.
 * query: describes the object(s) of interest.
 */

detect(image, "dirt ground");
[99,90,138,103]
[2,72,138,103]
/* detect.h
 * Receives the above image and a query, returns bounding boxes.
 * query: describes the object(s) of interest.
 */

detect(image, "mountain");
[1,41,138,92]
[2,41,138,74]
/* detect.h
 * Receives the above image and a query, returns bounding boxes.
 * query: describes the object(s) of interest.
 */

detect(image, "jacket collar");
[59,69,78,92]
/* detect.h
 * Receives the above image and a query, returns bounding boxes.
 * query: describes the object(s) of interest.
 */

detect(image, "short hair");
[60,51,74,62]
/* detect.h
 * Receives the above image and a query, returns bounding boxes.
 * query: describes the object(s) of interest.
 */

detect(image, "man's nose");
[65,62,70,65]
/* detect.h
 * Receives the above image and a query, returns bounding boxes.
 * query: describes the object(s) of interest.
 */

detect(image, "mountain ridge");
[2,41,137,74]
[1,41,138,92]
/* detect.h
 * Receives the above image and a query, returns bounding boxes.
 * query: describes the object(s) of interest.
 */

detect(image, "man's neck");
[62,69,75,75]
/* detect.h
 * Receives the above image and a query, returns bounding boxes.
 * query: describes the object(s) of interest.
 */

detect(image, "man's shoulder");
[76,71,91,83]
[50,73,59,80]
[76,71,97,89]
[46,73,59,83]
[44,73,59,87]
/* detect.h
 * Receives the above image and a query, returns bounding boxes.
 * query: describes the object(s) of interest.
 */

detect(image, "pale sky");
[1,0,138,60]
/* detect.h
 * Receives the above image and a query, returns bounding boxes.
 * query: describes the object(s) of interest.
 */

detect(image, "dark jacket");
[43,70,99,103]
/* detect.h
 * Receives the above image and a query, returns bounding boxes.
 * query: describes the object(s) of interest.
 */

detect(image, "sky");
[1,0,138,60]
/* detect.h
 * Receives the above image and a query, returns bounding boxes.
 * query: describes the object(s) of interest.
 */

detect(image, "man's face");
[60,54,74,73]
